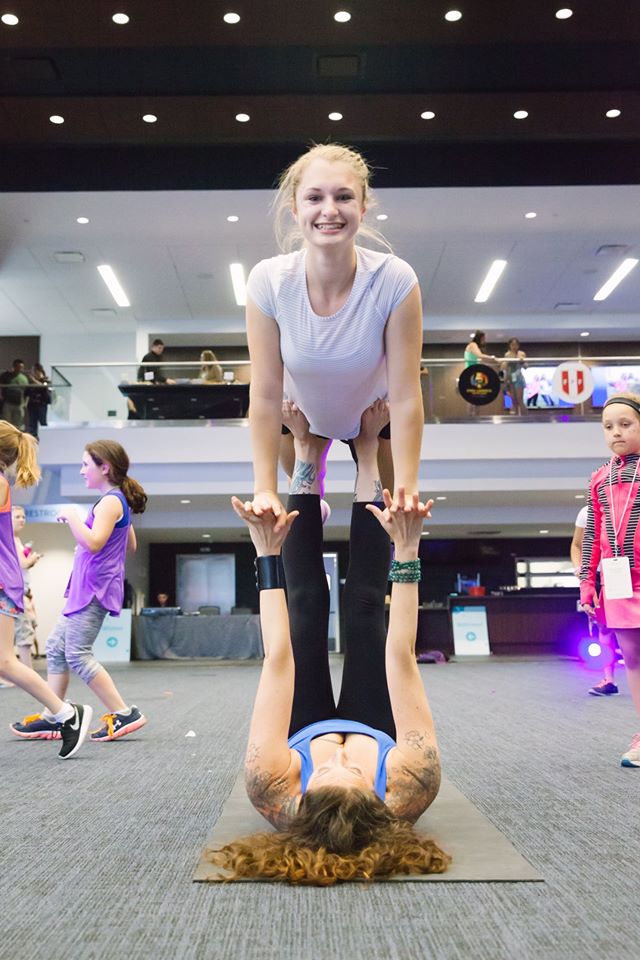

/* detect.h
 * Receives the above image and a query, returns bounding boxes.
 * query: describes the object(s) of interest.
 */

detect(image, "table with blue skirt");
[132,613,263,660]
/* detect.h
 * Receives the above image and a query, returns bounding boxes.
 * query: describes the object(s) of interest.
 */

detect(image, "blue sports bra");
[288,718,396,801]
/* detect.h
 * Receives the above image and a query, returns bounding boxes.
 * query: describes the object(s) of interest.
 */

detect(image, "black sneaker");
[588,681,619,697]
[58,704,93,760]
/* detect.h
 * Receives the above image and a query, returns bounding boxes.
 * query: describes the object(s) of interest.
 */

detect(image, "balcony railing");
[37,356,640,426]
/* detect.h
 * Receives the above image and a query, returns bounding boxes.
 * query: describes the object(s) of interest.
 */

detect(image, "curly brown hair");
[205,786,450,885]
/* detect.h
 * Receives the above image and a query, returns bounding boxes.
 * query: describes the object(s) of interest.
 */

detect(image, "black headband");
[603,397,640,416]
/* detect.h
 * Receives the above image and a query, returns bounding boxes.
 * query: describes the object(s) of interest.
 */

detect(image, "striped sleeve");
[579,479,602,606]
[246,259,276,318]
[377,256,419,319]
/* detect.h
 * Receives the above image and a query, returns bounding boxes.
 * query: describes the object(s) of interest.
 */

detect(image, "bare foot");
[282,400,311,442]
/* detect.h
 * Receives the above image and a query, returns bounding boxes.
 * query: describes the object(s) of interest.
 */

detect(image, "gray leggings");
[46,598,107,683]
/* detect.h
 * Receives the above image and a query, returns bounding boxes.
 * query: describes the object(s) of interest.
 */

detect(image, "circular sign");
[107,636,118,648]
[458,364,501,406]
[551,361,594,404]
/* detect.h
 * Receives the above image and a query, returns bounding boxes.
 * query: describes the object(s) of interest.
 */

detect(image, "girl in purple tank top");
[0,420,93,759]
[10,440,148,745]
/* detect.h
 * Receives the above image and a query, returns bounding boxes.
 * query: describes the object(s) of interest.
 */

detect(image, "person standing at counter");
[580,392,640,767]
[137,338,176,385]
[245,142,424,524]
[501,338,527,416]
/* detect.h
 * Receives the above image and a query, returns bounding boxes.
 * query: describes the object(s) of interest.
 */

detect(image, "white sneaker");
[320,499,331,525]
[621,732,640,768]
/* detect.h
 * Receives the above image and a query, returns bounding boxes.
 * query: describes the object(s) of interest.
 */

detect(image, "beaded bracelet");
[254,555,286,591]
[389,558,421,583]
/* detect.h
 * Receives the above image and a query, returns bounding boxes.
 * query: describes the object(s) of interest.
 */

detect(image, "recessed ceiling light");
[49,115,65,125]
[580,331,590,337]
[334,11,351,22]
[202,533,212,538]
[97,264,130,308]
[606,109,621,119]
[223,12,241,24]
[76,217,89,224]
[539,529,549,534]
[180,499,191,504]
[436,496,447,501]
[593,258,639,301]
[421,531,431,536]
[227,215,239,222]
[474,259,507,303]
[525,211,537,219]
[1,13,19,25]
[229,263,247,306]
[555,8,573,19]
[420,110,436,120]
[235,113,250,123]
[142,114,157,123]
[112,13,130,25]
[328,112,343,121]
[376,214,388,221]
[575,494,585,499]
[513,110,528,120]
[444,10,462,21]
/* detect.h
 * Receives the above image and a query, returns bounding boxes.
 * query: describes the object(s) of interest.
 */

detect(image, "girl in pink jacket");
[580,392,640,767]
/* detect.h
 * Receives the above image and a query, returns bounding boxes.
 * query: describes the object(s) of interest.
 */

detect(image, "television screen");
[521,367,574,409]
[590,366,640,407]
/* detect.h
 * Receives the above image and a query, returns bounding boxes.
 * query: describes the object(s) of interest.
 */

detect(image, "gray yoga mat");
[194,772,543,883]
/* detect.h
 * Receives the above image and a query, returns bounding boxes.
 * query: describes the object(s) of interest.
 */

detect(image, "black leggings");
[282,494,395,740]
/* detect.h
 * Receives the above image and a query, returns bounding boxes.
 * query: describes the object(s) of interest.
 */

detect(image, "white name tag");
[601,556,633,599]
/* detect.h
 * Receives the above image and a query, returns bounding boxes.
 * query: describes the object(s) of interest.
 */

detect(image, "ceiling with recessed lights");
[0,1,639,190]
[1,2,639,345]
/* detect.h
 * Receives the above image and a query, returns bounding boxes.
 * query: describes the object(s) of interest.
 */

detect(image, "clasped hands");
[232,487,433,555]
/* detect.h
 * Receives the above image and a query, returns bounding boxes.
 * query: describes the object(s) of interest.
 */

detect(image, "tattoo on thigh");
[290,460,316,494]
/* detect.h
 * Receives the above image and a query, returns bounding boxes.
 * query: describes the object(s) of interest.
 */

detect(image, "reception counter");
[120,382,249,420]
[132,613,263,660]
[413,592,584,658]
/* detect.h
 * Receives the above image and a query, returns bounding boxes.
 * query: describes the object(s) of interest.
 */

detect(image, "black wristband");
[254,555,286,591]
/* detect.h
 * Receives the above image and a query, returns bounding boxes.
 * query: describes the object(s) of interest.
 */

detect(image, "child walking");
[580,392,640,766]
[11,440,147,743]
[0,421,92,758]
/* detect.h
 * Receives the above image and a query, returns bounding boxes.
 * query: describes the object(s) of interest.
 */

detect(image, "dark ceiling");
[1,0,639,190]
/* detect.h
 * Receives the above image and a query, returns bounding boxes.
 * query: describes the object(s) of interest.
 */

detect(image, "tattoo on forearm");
[372,479,383,502]
[245,741,260,765]
[290,460,316,494]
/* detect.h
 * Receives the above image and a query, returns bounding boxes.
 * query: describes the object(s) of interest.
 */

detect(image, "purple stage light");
[578,636,615,671]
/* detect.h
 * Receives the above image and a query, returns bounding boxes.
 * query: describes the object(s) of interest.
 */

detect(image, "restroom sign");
[552,362,593,404]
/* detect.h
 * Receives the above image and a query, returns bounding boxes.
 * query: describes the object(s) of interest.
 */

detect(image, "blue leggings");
[46,598,107,684]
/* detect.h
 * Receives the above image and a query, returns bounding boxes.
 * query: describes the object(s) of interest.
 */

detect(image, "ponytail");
[121,475,148,515]
[84,440,148,515]
[0,420,41,488]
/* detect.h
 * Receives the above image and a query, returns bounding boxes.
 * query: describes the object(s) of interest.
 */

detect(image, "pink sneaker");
[621,732,640,768]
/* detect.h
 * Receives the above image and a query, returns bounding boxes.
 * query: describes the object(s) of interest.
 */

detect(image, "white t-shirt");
[246,246,419,440]
[575,505,588,528]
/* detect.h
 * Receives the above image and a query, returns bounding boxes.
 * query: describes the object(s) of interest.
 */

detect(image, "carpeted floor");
[1,656,638,960]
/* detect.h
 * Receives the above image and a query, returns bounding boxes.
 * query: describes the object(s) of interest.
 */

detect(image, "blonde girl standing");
[246,142,424,525]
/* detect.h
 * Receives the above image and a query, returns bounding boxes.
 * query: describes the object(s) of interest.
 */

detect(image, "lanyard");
[608,456,640,556]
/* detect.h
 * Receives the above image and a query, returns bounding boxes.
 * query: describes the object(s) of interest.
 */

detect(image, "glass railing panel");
[44,356,639,425]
